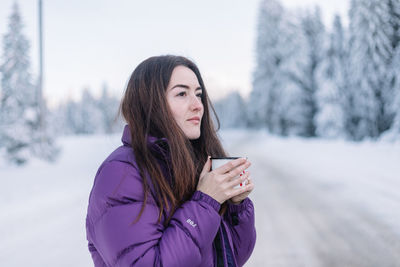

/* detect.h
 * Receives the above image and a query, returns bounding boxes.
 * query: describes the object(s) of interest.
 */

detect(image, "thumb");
[199,156,211,179]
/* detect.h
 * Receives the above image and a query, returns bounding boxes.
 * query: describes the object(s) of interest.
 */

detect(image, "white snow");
[0,129,399,266]
[248,132,400,237]
[0,134,121,267]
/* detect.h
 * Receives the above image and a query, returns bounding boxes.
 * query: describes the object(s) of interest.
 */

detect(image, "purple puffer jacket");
[86,125,256,266]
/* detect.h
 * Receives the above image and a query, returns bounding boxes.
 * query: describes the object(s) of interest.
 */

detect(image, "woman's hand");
[197,157,252,204]
[229,175,254,204]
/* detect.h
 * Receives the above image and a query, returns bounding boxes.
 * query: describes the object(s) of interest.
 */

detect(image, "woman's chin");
[185,130,201,140]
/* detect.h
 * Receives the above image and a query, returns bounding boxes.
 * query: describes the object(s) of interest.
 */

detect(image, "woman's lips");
[187,117,200,124]
[188,119,200,124]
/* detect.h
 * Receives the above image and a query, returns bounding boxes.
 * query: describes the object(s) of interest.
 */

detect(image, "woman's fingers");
[223,161,251,181]
[227,170,250,189]
[232,176,254,196]
[214,158,247,175]
[197,157,253,204]
[244,177,254,191]
[199,156,211,179]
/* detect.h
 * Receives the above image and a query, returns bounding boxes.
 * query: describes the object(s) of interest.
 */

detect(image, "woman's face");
[166,66,204,140]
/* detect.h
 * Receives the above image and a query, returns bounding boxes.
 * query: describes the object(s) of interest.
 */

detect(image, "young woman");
[86,55,256,266]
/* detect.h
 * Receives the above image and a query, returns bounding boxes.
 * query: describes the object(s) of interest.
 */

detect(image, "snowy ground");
[1,129,399,266]
[222,130,400,266]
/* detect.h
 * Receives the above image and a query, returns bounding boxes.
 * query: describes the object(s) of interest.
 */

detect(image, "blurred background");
[0,0,399,266]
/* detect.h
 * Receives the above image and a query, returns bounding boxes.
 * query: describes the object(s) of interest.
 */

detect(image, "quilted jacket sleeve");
[86,161,221,267]
[224,198,256,266]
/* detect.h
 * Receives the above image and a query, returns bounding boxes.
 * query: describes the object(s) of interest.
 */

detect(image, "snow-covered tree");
[388,0,400,52]
[250,0,283,129]
[348,0,393,140]
[385,0,400,138]
[250,0,400,140]
[0,3,58,164]
[53,85,122,135]
[383,42,400,138]
[250,0,299,134]
[251,1,329,137]
[285,7,326,137]
[214,91,247,128]
[80,88,104,134]
[60,88,104,135]
[316,15,348,138]
[97,83,121,134]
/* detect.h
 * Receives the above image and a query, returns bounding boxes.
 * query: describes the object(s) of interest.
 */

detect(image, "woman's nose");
[190,94,203,110]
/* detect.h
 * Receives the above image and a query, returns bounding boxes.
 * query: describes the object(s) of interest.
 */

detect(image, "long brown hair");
[120,55,227,225]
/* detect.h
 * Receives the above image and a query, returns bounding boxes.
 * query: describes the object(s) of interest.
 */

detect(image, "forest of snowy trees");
[217,0,400,141]
[49,85,122,136]
[0,4,122,165]
[1,0,399,165]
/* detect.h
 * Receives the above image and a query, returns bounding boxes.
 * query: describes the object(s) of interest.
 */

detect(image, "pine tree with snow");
[214,91,247,129]
[384,0,400,140]
[388,0,400,52]
[63,99,81,134]
[47,101,68,136]
[316,15,348,138]
[54,86,122,136]
[0,3,36,164]
[0,3,34,164]
[81,88,104,134]
[383,41,400,139]
[97,83,121,134]
[348,0,393,140]
[250,0,284,130]
[0,3,58,164]
[64,88,103,134]
[250,0,299,134]
[285,7,326,137]
[385,0,400,136]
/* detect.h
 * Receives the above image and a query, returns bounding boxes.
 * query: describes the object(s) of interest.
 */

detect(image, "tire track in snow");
[222,131,400,267]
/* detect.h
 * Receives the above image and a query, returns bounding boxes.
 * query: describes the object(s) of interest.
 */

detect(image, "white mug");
[211,157,248,189]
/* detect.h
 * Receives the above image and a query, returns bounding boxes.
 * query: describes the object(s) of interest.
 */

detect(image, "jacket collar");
[121,124,169,151]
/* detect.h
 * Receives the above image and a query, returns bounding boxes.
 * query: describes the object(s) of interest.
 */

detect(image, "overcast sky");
[0,0,349,108]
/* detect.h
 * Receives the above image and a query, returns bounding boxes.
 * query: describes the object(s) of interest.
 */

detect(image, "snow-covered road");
[1,130,399,266]
[222,130,400,267]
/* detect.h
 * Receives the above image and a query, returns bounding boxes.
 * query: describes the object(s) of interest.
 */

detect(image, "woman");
[86,55,256,266]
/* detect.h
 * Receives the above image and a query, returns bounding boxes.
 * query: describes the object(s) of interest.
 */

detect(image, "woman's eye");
[177,92,186,97]
[196,93,203,98]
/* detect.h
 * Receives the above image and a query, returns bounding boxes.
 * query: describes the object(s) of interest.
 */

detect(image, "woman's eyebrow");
[171,84,202,90]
